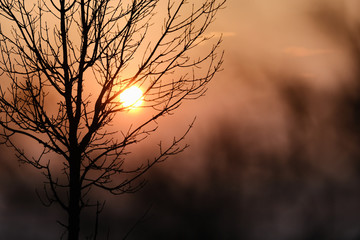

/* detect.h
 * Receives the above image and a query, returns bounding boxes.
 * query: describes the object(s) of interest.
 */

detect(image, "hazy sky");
[2,0,360,239]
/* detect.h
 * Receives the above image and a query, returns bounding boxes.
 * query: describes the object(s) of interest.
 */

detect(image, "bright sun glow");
[119,86,143,109]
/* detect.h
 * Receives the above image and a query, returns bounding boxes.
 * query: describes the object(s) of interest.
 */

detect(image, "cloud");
[207,31,236,38]
[283,46,334,57]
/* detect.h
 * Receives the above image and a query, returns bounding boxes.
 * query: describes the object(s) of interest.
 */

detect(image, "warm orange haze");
[1,0,360,239]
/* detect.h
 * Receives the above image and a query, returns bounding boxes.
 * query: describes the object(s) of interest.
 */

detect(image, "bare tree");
[0,0,225,239]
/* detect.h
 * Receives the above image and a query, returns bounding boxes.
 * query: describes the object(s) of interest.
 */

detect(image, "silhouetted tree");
[0,0,225,239]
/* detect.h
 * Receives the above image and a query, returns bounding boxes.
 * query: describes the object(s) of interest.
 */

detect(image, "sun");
[119,85,144,109]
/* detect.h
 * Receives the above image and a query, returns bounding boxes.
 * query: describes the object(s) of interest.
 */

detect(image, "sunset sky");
[1,0,360,239]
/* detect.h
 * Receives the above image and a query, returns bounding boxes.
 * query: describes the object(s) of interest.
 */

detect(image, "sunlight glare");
[119,86,143,109]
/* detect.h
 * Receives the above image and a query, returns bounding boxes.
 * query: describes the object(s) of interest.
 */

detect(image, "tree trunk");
[68,150,81,240]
